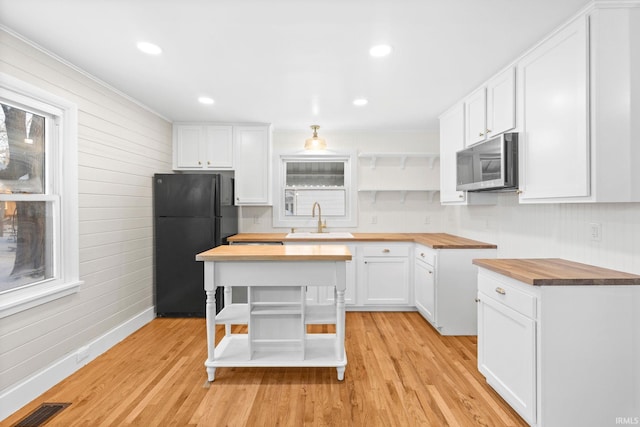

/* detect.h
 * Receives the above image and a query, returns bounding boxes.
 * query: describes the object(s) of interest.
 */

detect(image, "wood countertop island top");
[226,233,497,249]
[473,258,640,286]
[196,244,352,262]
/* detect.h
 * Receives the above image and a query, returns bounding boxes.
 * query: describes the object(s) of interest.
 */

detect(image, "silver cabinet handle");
[382,249,390,253]
[475,298,481,303]
[495,287,506,295]
[420,252,425,257]
[428,270,433,275]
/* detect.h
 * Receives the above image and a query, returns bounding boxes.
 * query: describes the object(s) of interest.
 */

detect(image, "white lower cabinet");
[359,244,411,307]
[415,245,496,335]
[414,248,435,323]
[477,268,640,427]
[477,275,536,424]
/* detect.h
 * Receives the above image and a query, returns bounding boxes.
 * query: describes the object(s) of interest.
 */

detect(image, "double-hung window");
[0,73,80,318]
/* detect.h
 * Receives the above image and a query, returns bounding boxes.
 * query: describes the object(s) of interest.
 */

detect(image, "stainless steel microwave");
[456,132,518,192]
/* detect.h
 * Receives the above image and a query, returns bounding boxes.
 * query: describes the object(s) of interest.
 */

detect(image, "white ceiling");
[0,0,590,132]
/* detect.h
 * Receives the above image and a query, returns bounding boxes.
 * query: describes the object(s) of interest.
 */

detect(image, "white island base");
[196,245,352,382]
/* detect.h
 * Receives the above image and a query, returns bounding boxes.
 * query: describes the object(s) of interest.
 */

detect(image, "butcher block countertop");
[227,233,497,250]
[473,258,640,286]
[196,244,352,262]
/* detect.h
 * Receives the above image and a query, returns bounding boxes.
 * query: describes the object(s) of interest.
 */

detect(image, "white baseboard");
[0,307,155,422]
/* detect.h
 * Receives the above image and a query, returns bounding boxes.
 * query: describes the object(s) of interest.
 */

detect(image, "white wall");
[0,29,172,416]
[446,195,640,275]
[240,129,447,233]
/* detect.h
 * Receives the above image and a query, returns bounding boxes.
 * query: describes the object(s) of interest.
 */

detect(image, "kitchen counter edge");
[473,258,640,286]
[227,233,497,250]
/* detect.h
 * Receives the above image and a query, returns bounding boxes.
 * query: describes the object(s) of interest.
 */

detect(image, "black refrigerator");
[154,173,238,317]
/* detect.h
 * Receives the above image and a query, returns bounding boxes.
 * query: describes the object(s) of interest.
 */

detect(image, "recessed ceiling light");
[353,98,368,106]
[137,41,162,55]
[198,96,215,105]
[369,44,392,57]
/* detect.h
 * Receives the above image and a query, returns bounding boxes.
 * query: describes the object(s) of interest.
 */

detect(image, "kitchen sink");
[286,232,354,239]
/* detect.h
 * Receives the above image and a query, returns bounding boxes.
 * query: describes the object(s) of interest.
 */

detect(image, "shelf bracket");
[369,190,378,204]
[426,191,438,203]
[369,156,378,170]
[428,156,437,169]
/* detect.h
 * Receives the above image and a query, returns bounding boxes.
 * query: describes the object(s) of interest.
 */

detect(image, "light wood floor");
[5,312,527,426]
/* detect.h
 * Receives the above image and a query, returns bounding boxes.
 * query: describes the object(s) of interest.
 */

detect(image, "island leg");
[205,289,216,382]
[336,288,345,364]
[207,367,216,382]
[337,366,345,381]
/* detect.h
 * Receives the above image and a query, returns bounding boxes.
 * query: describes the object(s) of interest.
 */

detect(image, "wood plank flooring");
[5,313,527,426]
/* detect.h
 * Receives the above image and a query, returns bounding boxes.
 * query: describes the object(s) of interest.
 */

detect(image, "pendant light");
[304,125,327,150]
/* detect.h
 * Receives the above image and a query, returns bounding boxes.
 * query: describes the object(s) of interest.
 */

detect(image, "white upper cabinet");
[439,103,466,203]
[234,125,272,206]
[173,124,233,170]
[517,7,640,203]
[441,4,640,204]
[465,88,487,146]
[517,17,589,202]
[486,67,516,138]
[439,103,497,205]
[465,67,516,146]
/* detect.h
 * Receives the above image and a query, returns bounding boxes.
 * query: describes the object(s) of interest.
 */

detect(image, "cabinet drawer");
[414,247,436,265]
[361,245,410,257]
[478,274,536,319]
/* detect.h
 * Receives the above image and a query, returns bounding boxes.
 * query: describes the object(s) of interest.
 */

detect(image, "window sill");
[0,280,83,318]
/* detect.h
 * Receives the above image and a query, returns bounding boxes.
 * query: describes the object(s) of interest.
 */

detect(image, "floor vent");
[13,403,71,427]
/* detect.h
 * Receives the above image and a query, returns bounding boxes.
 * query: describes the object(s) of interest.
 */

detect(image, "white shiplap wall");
[0,28,172,413]
[447,194,640,275]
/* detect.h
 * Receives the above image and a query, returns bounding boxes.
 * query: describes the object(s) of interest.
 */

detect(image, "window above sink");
[273,151,358,228]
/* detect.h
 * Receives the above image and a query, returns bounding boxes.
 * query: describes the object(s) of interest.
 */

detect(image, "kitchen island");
[196,244,352,381]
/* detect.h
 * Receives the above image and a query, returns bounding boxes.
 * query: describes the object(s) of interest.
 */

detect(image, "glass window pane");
[286,161,344,187]
[0,103,46,194]
[0,201,54,292]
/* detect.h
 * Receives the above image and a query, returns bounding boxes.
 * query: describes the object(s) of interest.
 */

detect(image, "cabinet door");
[362,257,410,305]
[204,125,233,169]
[439,103,467,204]
[465,87,487,146]
[486,67,516,138]
[478,294,536,425]
[175,125,204,168]
[518,17,589,201]
[234,126,272,205]
[414,259,435,323]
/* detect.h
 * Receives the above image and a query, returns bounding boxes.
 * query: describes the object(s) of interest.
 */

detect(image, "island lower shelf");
[207,334,347,367]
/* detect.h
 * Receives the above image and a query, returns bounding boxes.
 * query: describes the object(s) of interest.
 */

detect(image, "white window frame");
[272,150,358,228]
[0,73,82,318]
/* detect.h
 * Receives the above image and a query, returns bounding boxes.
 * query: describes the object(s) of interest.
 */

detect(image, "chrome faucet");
[311,201,326,233]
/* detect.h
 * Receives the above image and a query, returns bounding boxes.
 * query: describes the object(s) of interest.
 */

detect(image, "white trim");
[0,280,82,319]
[0,307,155,422]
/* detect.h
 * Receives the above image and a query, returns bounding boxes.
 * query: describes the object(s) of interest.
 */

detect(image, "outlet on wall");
[589,223,602,242]
[424,216,431,224]
[371,215,377,224]
[76,345,90,363]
